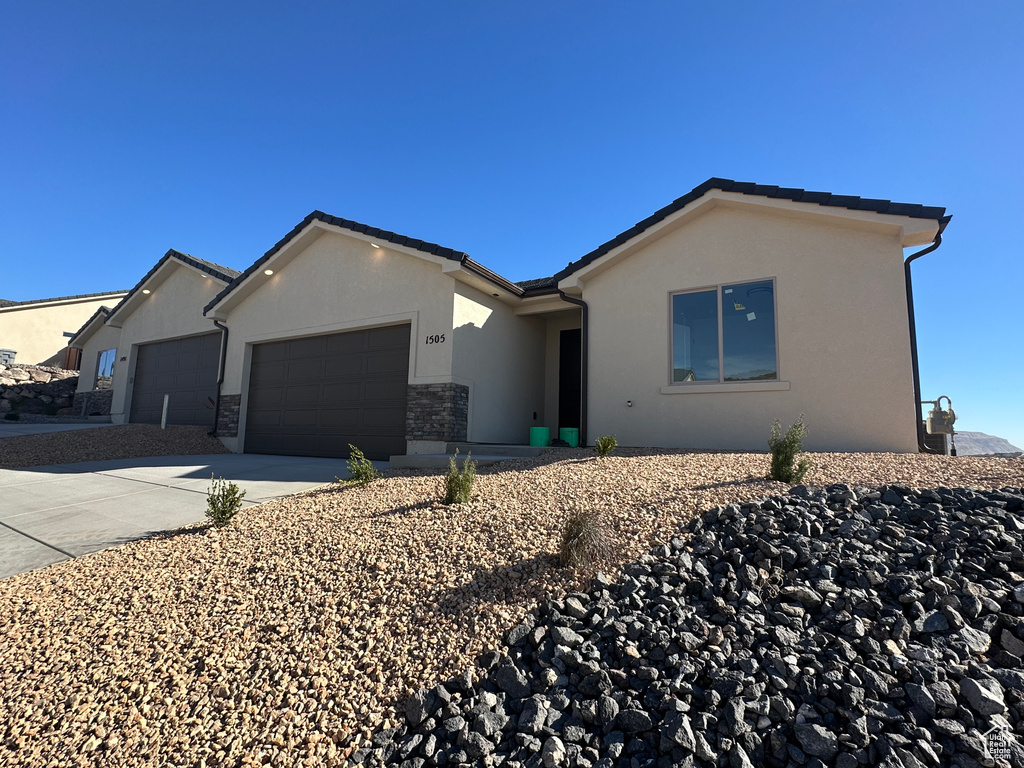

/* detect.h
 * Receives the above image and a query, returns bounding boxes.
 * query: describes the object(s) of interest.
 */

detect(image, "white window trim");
[666,277,785,390]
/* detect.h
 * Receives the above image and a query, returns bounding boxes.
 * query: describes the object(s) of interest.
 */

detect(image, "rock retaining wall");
[0,365,79,416]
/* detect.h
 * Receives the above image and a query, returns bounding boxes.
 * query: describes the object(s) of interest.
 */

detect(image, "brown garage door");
[129,333,220,426]
[244,324,410,460]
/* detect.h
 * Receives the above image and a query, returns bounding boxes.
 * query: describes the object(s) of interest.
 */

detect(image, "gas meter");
[926,395,956,435]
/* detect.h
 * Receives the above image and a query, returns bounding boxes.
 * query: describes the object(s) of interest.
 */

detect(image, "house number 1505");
[425,334,446,345]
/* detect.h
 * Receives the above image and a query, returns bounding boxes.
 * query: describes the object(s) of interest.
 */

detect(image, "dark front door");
[129,332,220,426]
[244,324,410,460]
[558,328,582,430]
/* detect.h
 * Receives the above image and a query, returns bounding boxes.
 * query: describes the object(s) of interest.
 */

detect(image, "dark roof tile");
[552,177,947,281]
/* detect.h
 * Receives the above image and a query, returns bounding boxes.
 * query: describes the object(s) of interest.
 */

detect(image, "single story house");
[72,178,949,458]
[68,250,239,419]
[0,290,128,367]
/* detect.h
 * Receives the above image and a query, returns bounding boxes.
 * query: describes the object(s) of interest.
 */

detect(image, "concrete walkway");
[0,453,387,579]
[0,422,117,439]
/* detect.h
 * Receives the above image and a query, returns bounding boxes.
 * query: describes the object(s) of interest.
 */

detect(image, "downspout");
[208,319,229,436]
[557,290,589,447]
[904,221,948,453]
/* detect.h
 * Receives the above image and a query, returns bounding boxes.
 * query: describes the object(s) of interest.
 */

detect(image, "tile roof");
[208,178,948,311]
[205,211,477,313]
[67,306,113,347]
[108,249,239,324]
[0,290,129,309]
[551,177,950,281]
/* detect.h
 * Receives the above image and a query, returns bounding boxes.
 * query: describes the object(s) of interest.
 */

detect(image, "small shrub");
[768,414,810,483]
[559,509,614,570]
[206,474,246,528]
[343,444,380,485]
[594,434,617,458]
[43,404,60,416]
[442,450,477,504]
[2,413,19,421]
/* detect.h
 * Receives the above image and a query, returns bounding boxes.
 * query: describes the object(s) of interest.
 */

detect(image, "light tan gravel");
[0,424,230,469]
[0,449,1021,767]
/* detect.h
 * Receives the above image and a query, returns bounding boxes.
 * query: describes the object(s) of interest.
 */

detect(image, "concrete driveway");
[0,453,386,579]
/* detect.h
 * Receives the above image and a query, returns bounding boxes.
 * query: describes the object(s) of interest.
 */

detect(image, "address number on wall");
[425,334,446,345]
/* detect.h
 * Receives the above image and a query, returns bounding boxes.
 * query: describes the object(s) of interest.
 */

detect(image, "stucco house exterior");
[0,290,128,367]
[69,250,239,420]
[71,178,949,459]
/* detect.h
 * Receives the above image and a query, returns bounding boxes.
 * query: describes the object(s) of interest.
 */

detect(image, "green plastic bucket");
[559,427,580,448]
[529,427,550,447]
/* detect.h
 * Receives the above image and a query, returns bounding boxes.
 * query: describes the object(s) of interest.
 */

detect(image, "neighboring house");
[0,290,128,366]
[71,178,949,458]
[69,250,239,420]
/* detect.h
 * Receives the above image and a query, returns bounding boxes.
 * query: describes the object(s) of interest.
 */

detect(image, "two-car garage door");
[244,324,410,460]
[130,333,220,426]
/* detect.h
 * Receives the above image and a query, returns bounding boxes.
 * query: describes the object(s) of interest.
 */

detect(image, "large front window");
[672,279,778,383]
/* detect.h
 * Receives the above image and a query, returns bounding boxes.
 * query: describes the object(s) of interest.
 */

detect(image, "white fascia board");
[0,293,127,314]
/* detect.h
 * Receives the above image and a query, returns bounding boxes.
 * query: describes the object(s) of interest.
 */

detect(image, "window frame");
[667,277,781,387]
[94,348,117,390]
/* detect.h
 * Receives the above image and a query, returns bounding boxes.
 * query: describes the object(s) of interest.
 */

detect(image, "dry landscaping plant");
[205,475,246,527]
[559,509,615,570]
[768,414,810,483]
[594,434,617,458]
[442,451,476,504]
[344,444,380,485]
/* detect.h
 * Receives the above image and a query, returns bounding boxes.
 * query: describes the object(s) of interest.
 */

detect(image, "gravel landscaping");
[0,424,230,468]
[0,450,1021,767]
[364,483,1024,768]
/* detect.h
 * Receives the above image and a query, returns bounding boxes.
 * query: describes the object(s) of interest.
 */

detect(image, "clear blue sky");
[3,3,1022,449]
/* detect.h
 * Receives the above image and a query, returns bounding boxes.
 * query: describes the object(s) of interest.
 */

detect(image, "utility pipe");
[904,227,947,454]
[557,290,589,447]
[209,319,229,436]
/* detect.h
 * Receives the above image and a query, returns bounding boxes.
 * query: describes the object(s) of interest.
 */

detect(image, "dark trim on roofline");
[551,177,949,282]
[0,289,128,309]
[67,306,113,348]
[108,249,238,325]
[204,211,507,314]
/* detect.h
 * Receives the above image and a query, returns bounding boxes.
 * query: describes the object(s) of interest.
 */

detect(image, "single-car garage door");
[129,332,220,426]
[244,324,410,460]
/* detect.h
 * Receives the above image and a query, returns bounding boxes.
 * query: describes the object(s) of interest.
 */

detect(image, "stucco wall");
[582,204,918,452]
[217,230,459,452]
[106,266,228,424]
[77,323,123,393]
[0,297,121,366]
[452,285,546,444]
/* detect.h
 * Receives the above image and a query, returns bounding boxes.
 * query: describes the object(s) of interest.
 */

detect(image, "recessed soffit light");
[264,269,274,276]
[371,243,380,249]
[142,289,151,295]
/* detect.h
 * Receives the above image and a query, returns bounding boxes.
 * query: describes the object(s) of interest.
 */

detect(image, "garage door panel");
[363,380,408,401]
[284,384,321,406]
[245,324,410,460]
[366,349,409,374]
[130,333,220,427]
[326,333,367,354]
[320,408,362,428]
[362,407,407,428]
[368,325,411,348]
[323,354,367,378]
[282,409,320,427]
[287,358,322,381]
[322,382,363,401]
[288,337,326,358]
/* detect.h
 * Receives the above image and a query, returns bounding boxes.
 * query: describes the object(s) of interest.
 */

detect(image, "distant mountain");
[954,431,1023,456]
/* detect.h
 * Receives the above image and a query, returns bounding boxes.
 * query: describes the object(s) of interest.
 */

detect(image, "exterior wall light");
[264,269,274,276]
